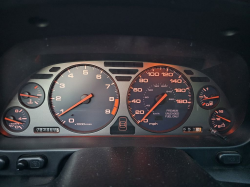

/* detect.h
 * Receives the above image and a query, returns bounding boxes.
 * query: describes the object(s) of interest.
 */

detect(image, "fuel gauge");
[3,107,30,132]
[197,86,220,109]
[19,83,45,108]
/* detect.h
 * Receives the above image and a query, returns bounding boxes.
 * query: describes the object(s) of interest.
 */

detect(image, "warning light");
[183,126,202,133]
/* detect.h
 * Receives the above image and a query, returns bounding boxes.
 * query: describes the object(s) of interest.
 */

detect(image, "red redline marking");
[114,99,119,107]
[111,99,119,115]
[111,107,118,115]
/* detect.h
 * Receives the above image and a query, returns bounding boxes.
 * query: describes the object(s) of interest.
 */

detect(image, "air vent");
[115,76,132,81]
[184,70,194,75]
[30,74,53,79]
[104,62,143,67]
[109,69,138,74]
[190,77,210,82]
[49,67,61,72]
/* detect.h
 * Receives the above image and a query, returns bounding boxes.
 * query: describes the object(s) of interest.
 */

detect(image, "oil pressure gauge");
[197,86,220,109]
[19,83,45,108]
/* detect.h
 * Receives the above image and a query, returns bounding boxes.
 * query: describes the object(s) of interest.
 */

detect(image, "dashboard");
[0,10,250,185]
[1,1,250,186]
[0,60,245,137]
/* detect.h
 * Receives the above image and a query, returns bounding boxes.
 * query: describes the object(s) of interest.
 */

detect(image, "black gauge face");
[3,107,30,132]
[210,108,232,131]
[127,66,193,133]
[49,64,119,133]
[19,83,45,108]
[197,86,220,109]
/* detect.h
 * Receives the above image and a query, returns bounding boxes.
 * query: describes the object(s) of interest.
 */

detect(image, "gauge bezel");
[48,64,120,134]
[127,65,194,133]
[197,85,220,110]
[209,108,233,132]
[3,106,30,132]
[18,82,45,109]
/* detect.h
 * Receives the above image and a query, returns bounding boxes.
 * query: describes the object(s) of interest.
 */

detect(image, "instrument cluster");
[1,61,235,137]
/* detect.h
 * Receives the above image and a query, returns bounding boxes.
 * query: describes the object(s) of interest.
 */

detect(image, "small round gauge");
[19,83,45,108]
[49,64,119,133]
[3,107,30,132]
[197,86,220,109]
[127,66,193,133]
[209,108,232,131]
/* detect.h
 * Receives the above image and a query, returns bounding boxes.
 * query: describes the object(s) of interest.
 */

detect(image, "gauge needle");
[20,94,39,98]
[216,115,231,123]
[4,117,23,124]
[203,96,219,100]
[139,93,167,123]
[58,93,93,117]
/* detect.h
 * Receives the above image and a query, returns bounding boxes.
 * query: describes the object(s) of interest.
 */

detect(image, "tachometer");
[127,66,193,133]
[49,64,119,133]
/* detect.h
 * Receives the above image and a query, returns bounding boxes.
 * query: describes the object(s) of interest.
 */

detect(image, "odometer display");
[49,64,119,133]
[127,66,193,133]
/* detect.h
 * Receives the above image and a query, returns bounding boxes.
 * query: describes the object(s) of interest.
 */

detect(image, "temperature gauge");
[3,107,30,132]
[197,86,220,109]
[209,108,232,131]
[19,83,45,108]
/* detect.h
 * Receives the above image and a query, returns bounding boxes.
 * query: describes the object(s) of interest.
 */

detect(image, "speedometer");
[127,66,193,133]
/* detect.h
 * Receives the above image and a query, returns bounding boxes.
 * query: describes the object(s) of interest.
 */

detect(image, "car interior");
[0,0,250,186]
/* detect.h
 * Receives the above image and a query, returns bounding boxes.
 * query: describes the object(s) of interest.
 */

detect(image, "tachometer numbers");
[3,107,30,132]
[49,64,119,133]
[19,83,45,108]
[209,109,231,131]
[197,86,219,109]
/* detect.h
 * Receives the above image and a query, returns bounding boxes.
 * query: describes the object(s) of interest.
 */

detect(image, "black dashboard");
[1,1,250,186]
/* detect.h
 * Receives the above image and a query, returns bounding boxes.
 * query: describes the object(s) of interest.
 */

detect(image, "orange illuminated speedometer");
[127,66,193,133]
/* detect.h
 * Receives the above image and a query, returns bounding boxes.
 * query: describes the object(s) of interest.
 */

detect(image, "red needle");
[139,93,167,123]
[20,94,39,98]
[58,94,93,117]
[4,117,23,124]
[203,96,219,100]
[216,115,231,123]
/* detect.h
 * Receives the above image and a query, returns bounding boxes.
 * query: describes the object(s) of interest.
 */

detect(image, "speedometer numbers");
[49,65,119,133]
[127,66,193,133]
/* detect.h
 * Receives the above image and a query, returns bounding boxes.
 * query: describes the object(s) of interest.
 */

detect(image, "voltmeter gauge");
[18,83,45,108]
[3,107,30,132]
[197,86,220,109]
[209,108,232,131]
